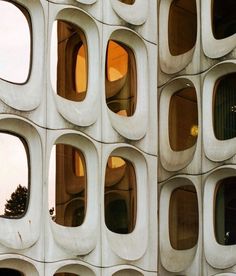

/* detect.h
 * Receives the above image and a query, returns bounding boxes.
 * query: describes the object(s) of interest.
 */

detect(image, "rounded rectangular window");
[0,2,31,83]
[105,41,137,117]
[0,133,29,218]
[212,0,236,39]
[168,0,197,56]
[49,144,87,227]
[169,185,198,250]
[52,20,88,101]
[119,0,135,4]
[214,73,236,140]
[215,177,236,245]
[169,87,198,151]
[105,157,136,234]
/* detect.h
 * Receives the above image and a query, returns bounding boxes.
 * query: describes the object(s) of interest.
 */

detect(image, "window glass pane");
[0,268,24,275]
[168,0,197,56]
[106,41,137,117]
[113,270,143,276]
[119,0,135,4]
[49,145,87,227]
[105,156,136,234]
[214,73,236,140]
[169,185,198,250]
[169,87,198,151]
[213,0,236,39]
[51,20,88,101]
[215,177,236,245]
[0,133,29,218]
[0,2,31,83]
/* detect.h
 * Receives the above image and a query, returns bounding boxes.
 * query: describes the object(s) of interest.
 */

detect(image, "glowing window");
[0,268,24,275]
[0,2,31,83]
[105,157,136,234]
[213,0,236,39]
[0,133,29,218]
[49,145,86,227]
[214,73,236,140]
[169,185,198,250]
[168,0,197,56]
[106,41,137,116]
[215,177,236,245]
[53,20,88,101]
[169,87,198,151]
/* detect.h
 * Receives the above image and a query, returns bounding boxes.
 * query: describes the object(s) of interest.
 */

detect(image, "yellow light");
[190,125,198,137]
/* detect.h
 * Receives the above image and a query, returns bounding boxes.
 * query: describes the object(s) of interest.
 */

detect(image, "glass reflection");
[105,156,136,234]
[169,185,198,250]
[106,41,136,116]
[0,1,31,83]
[169,86,198,151]
[52,20,88,101]
[215,177,236,245]
[49,144,86,227]
[168,0,197,56]
[0,133,29,218]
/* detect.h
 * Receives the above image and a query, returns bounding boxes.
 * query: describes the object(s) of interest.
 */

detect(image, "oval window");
[169,185,198,250]
[0,133,29,218]
[169,86,198,151]
[214,73,236,140]
[51,20,88,101]
[106,41,137,117]
[49,144,86,227]
[105,156,136,234]
[0,2,31,83]
[168,0,197,56]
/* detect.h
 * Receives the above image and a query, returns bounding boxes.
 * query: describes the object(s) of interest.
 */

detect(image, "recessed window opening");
[113,270,143,276]
[49,144,87,227]
[105,156,136,234]
[0,268,24,275]
[215,177,236,245]
[169,86,198,151]
[0,133,29,218]
[52,20,88,101]
[169,185,199,250]
[213,0,236,39]
[54,273,77,276]
[105,40,137,117]
[168,0,197,56]
[119,0,135,4]
[0,1,31,83]
[214,73,236,140]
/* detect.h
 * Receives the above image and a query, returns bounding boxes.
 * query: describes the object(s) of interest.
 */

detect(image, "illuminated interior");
[49,144,86,227]
[168,0,197,56]
[169,185,198,250]
[214,73,236,140]
[56,20,88,101]
[169,86,198,151]
[106,40,137,116]
[215,177,236,245]
[119,0,135,4]
[212,0,236,39]
[105,156,136,234]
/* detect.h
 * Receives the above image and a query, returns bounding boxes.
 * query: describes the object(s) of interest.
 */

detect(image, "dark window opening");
[169,185,199,250]
[0,268,24,276]
[168,0,197,56]
[213,0,236,39]
[215,177,236,245]
[105,157,136,234]
[214,73,236,140]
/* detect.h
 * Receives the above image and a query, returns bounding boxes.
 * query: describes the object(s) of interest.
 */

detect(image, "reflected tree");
[4,184,28,217]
